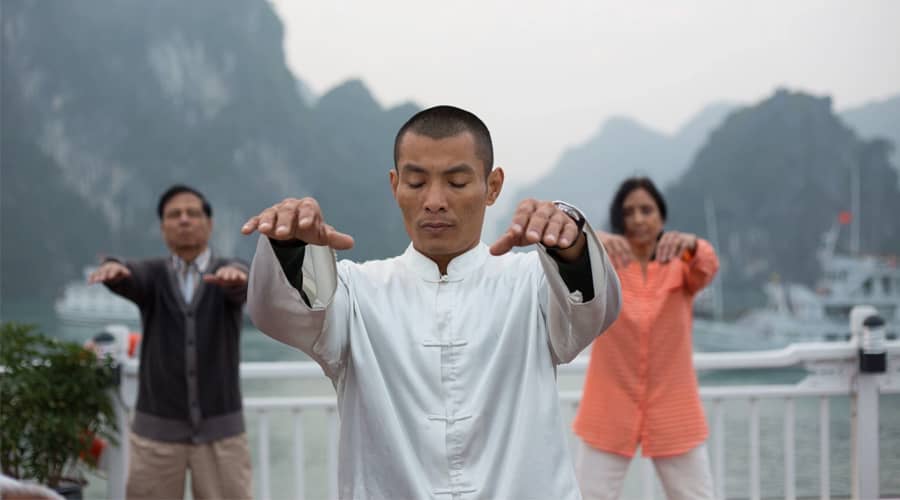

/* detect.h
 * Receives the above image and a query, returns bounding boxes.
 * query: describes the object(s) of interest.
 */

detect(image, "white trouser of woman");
[575,440,714,500]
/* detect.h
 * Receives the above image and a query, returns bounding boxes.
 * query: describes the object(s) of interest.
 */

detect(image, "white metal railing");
[104,339,900,500]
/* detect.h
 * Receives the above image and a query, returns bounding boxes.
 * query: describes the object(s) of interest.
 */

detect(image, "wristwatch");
[553,200,586,235]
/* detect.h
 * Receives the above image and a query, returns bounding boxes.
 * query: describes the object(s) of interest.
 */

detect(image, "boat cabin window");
[825,305,853,320]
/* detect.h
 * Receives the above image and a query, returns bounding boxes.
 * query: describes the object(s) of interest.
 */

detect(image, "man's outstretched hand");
[203,265,247,288]
[241,197,354,250]
[490,199,585,261]
[87,261,131,284]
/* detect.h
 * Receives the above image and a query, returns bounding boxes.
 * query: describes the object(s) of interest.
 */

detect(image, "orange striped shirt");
[573,238,719,458]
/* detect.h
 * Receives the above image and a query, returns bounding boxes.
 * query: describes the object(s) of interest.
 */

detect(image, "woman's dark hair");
[157,184,212,219]
[608,177,667,235]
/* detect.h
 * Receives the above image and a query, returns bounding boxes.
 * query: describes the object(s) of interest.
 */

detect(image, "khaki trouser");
[575,440,714,500]
[126,432,253,500]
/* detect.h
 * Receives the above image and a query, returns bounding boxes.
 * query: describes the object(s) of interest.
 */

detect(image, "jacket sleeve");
[537,221,622,364]
[246,236,351,380]
[102,258,152,307]
[682,238,719,295]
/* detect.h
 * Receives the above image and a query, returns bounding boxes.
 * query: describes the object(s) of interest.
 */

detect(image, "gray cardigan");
[105,255,248,443]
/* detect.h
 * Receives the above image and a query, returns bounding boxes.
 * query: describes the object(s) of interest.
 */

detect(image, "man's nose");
[423,185,448,212]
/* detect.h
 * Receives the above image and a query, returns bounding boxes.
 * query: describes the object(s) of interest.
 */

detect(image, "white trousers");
[575,440,714,500]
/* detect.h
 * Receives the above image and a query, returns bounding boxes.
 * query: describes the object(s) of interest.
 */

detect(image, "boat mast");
[704,196,725,320]
[851,159,860,255]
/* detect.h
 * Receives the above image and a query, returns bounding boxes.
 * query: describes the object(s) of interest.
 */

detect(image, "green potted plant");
[0,322,118,499]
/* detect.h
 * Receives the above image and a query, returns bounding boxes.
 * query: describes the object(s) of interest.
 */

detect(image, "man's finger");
[489,230,517,256]
[87,269,103,283]
[241,216,260,235]
[223,268,247,282]
[273,203,301,238]
[296,198,321,230]
[509,200,538,237]
[204,275,245,287]
[325,226,355,250]
[256,208,279,236]
[204,276,232,288]
[90,264,129,284]
[557,219,580,250]
[541,212,568,248]
[203,274,222,285]
[524,203,554,244]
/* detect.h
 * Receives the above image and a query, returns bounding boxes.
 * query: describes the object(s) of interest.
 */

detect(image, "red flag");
[838,211,852,225]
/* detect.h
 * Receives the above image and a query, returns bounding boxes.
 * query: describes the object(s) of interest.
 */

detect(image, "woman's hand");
[655,231,697,262]
[595,231,634,268]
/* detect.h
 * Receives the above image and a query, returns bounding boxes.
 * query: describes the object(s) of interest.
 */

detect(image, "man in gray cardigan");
[89,185,252,500]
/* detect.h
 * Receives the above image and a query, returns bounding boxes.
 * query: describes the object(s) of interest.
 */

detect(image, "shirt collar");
[172,247,211,273]
[400,242,488,282]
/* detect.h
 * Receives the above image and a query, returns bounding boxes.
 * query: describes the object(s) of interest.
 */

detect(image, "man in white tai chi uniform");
[242,105,622,499]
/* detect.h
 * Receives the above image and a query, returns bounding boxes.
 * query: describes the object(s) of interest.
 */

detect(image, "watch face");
[556,203,581,222]
[554,201,586,236]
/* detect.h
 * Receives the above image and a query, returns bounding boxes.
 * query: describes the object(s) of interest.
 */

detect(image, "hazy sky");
[269,1,900,186]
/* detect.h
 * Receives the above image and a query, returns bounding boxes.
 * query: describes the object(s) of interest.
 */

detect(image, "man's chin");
[416,243,450,255]
[172,241,204,252]
[414,237,479,256]
[413,240,455,256]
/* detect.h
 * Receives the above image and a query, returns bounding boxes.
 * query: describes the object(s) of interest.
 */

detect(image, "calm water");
[2,300,898,499]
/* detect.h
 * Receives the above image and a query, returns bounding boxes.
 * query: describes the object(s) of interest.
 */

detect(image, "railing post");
[819,397,830,500]
[852,368,880,500]
[784,398,796,500]
[327,408,339,500]
[713,400,725,500]
[749,398,760,500]
[258,411,271,500]
[103,326,131,500]
[105,387,130,500]
[850,308,884,500]
[293,410,306,500]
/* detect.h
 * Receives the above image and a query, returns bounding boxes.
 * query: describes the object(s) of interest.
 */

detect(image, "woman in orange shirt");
[573,177,718,500]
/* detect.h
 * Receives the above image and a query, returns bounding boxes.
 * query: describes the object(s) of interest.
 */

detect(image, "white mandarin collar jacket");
[248,224,621,500]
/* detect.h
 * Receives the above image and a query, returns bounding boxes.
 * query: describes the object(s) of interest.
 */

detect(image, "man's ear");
[389,168,399,199]
[486,167,504,206]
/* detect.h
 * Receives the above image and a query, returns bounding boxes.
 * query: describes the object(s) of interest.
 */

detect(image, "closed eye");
[407,182,425,189]
[449,182,468,188]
